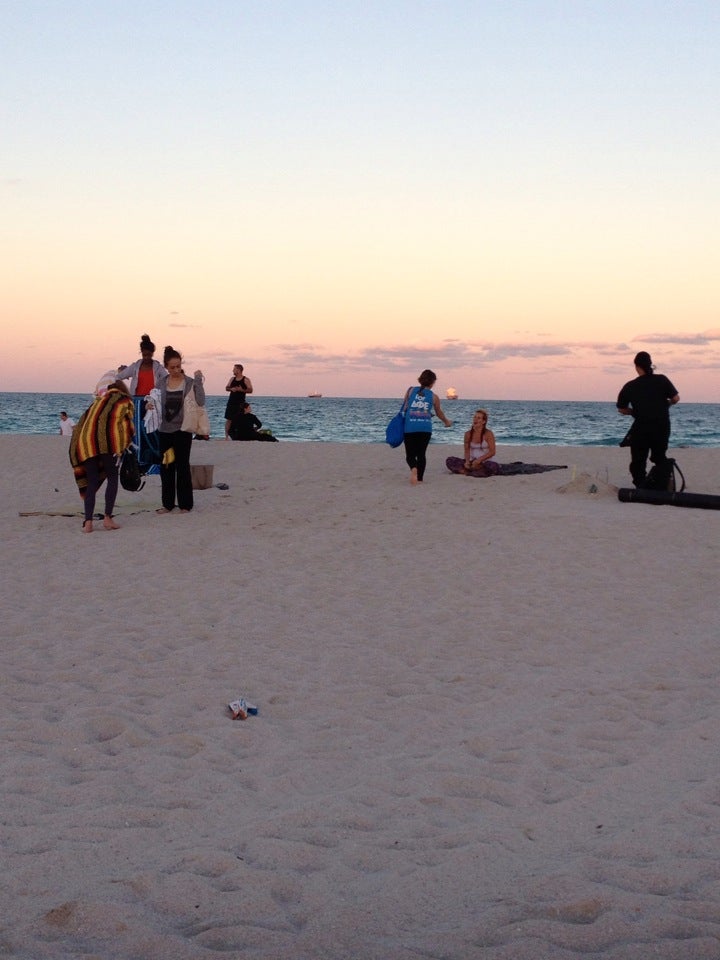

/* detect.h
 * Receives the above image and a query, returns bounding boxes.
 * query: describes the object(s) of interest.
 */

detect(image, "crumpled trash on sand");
[228,698,259,720]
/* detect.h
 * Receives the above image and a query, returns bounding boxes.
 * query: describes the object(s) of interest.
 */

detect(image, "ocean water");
[0,393,717,447]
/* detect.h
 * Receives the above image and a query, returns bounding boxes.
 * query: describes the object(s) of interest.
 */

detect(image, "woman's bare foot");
[103,516,120,530]
[156,507,172,514]
[82,519,93,533]
[410,467,419,486]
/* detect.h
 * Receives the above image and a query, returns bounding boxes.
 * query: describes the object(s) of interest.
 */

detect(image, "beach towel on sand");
[446,457,567,478]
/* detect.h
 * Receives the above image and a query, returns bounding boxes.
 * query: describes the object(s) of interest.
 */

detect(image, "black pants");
[159,430,194,510]
[82,454,118,521]
[404,431,431,481]
[629,420,670,487]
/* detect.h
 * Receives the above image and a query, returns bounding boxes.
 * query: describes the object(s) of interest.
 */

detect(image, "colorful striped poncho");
[69,388,135,494]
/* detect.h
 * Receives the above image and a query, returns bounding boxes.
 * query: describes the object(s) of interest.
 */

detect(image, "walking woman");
[155,346,206,512]
[69,380,135,533]
[401,369,452,484]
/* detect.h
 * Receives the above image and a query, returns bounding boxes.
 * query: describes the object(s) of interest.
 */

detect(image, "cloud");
[668,355,720,371]
[242,339,610,374]
[198,333,720,380]
[595,343,631,356]
[633,330,720,346]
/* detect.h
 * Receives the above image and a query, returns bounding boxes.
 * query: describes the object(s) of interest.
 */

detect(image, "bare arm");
[225,377,235,391]
[432,394,452,427]
[481,430,496,461]
[463,429,472,462]
[243,377,253,395]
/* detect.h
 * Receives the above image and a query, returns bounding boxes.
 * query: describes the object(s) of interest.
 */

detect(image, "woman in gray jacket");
[155,346,206,513]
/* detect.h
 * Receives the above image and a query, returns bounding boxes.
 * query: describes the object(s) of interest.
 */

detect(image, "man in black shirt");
[617,351,680,487]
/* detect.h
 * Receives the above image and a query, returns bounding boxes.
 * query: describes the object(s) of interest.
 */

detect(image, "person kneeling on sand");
[229,403,278,441]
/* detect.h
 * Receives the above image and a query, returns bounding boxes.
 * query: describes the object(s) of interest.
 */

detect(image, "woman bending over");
[69,380,135,532]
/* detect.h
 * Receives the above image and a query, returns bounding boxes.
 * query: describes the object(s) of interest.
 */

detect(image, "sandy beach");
[2,435,719,960]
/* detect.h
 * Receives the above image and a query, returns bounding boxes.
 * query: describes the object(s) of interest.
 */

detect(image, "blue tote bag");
[385,401,406,448]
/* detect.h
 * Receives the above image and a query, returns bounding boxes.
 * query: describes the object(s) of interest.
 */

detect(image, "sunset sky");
[2,1,719,400]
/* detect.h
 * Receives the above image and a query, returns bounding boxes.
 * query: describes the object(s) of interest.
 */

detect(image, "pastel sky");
[2,0,719,400]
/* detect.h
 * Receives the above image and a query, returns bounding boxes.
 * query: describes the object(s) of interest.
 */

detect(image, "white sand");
[2,435,719,959]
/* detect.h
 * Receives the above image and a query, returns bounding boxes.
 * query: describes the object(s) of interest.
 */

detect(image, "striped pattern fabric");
[69,388,134,493]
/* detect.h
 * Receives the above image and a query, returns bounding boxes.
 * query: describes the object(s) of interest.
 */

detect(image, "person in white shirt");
[59,411,75,436]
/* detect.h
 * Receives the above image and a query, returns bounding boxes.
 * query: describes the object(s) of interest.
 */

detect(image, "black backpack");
[119,448,145,492]
[643,458,685,493]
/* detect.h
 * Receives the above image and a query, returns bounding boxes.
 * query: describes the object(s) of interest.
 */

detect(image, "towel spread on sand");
[446,456,567,478]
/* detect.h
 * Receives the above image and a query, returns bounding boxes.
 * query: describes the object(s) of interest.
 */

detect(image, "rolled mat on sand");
[618,488,720,510]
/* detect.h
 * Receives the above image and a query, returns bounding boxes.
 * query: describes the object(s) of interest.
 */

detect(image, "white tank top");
[469,438,490,459]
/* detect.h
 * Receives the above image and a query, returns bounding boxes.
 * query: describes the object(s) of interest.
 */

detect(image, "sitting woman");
[446,409,500,477]
[447,410,568,478]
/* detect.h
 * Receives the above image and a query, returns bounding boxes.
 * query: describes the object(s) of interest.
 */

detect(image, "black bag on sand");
[119,448,145,492]
[642,458,685,493]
